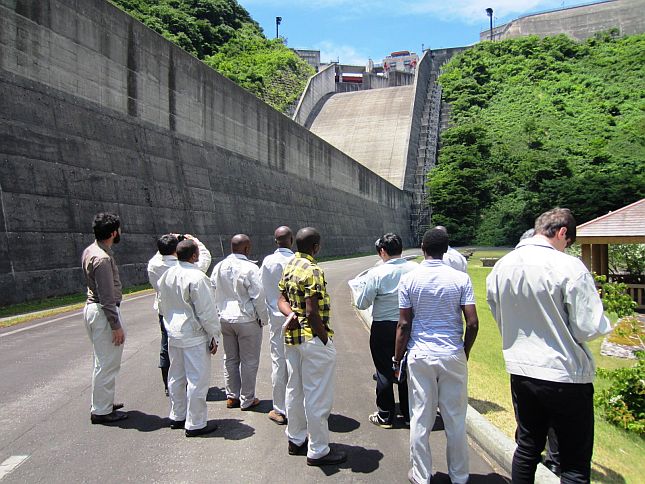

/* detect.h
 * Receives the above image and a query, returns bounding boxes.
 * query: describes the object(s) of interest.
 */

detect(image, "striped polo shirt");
[398,259,475,356]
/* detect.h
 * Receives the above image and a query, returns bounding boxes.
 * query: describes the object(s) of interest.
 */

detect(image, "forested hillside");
[432,32,645,245]
[109,0,314,113]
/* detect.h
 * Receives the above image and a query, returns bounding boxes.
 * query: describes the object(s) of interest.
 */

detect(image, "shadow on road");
[206,386,226,401]
[317,443,384,476]
[110,410,171,432]
[432,471,510,483]
[469,398,506,415]
[329,413,360,433]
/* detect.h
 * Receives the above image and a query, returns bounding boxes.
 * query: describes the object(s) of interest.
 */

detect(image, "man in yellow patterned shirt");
[278,227,346,467]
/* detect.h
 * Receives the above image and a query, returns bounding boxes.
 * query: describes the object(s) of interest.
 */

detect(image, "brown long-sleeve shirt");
[82,241,122,329]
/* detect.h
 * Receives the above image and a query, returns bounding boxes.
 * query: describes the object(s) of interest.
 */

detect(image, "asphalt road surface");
[0,253,509,483]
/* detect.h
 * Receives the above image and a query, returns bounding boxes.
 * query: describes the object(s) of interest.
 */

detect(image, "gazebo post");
[581,244,592,271]
[600,244,609,278]
[591,244,603,276]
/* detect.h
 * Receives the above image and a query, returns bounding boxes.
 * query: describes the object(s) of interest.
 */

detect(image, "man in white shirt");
[349,233,417,428]
[435,226,467,273]
[486,208,612,483]
[147,234,211,396]
[395,228,479,484]
[157,239,221,437]
[260,226,295,425]
[211,234,268,410]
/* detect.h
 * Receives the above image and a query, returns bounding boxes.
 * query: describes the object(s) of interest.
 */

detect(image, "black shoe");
[169,419,185,429]
[112,403,124,411]
[288,439,308,456]
[164,388,169,397]
[306,449,347,466]
[91,410,128,424]
[185,422,218,437]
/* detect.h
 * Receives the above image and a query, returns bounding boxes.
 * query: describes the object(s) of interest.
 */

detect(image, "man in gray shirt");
[81,212,127,424]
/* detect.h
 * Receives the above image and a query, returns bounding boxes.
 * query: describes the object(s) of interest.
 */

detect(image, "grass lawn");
[467,249,644,483]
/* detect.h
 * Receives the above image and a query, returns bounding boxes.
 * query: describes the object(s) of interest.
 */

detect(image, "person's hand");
[112,327,125,346]
[318,329,329,346]
[209,338,218,355]
[283,312,300,331]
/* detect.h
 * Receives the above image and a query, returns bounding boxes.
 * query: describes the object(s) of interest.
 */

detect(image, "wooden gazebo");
[577,199,645,310]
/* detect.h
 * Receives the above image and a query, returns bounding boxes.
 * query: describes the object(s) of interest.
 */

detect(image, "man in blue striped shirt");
[395,228,479,484]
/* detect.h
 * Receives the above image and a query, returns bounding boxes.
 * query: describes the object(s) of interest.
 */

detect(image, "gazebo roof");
[576,198,645,244]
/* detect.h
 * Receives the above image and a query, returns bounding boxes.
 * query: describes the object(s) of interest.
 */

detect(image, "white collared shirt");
[158,261,221,348]
[211,253,269,325]
[260,248,295,316]
[147,237,211,311]
[349,257,419,321]
[443,246,467,273]
[486,236,612,383]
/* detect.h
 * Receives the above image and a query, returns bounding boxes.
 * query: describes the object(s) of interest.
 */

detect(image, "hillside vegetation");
[432,32,645,245]
[109,0,314,113]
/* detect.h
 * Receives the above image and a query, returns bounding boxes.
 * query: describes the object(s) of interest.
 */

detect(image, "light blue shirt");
[399,259,475,356]
[260,247,295,316]
[351,258,418,321]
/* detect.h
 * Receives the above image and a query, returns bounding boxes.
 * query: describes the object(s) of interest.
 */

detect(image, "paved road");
[0,254,509,483]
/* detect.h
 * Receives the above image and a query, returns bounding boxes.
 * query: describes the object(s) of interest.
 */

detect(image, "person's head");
[274,226,293,249]
[176,239,199,263]
[421,228,449,259]
[93,212,121,243]
[375,233,403,260]
[534,208,576,252]
[519,228,535,241]
[157,234,179,256]
[231,234,251,256]
[295,227,321,256]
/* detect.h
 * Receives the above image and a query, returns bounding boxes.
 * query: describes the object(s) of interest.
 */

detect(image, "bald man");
[435,226,467,273]
[260,226,295,425]
[211,234,269,410]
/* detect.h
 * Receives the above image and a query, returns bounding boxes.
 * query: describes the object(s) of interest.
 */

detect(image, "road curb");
[353,304,558,483]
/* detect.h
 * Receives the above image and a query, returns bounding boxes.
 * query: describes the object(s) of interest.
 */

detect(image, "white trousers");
[285,337,336,459]
[408,351,469,484]
[268,312,288,415]
[168,342,211,431]
[83,303,124,416]
[221,320,263,409]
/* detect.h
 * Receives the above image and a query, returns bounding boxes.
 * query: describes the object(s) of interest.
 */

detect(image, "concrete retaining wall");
[292,63,336,126]
[0,0,413,305]
[482,0,645,42]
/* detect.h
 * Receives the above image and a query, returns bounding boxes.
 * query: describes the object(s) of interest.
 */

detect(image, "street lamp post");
[276,16,282,39]
[485,8,494,41]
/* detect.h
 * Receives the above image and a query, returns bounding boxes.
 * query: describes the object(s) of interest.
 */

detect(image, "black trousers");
[370,320,409,422]
[511,374,594,484]
[158,314,170,369]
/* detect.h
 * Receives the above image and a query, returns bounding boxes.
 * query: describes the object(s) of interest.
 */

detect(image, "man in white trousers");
[260,226,295,425]
[278,227,346,467]
[158,239,221,437]
[211,234,268,410]
[81,212,128,424]
[394,228,479,484]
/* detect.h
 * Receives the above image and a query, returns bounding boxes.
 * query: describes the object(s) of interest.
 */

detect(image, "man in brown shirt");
[81,212,128,424]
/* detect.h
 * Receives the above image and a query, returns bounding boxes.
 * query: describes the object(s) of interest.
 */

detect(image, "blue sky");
[241,0,595,65]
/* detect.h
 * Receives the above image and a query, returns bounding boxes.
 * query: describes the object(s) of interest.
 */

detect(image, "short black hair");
[176,239,198,262]
[93,212,120,241]
[157,234,179,256]
[421,228,449,258]
[375,233,403,256]
[534,208,576,245]
[295,227,320,253]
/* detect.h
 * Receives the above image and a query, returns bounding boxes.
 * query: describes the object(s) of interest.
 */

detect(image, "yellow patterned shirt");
[278,252,332,345]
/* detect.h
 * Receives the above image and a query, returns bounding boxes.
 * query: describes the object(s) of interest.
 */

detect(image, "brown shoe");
[268,410,287,425]
[241,397,260,411]
[226,398,240,409]
[288,439,308,456]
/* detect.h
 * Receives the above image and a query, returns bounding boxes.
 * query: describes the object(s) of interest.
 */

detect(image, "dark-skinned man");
[211,234,268,410]
[260,226,295,425]
[394,228,479,484]
[278,227,347,467]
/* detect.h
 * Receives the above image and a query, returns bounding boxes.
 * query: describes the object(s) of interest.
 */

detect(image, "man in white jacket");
[486,208,612,483]
[260,226,295,425]
[211,234,268,411]
[147,234,211,396]
[158,239,221,437]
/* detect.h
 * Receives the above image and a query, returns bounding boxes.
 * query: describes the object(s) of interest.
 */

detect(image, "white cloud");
[315,41,370,65]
